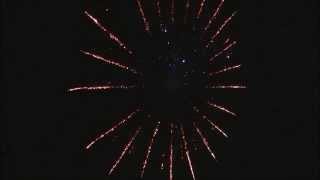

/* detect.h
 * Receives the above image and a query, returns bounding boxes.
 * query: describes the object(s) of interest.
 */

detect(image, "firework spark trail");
[209,41,237,61]
[68,85,135,93]
[208,101,236,116]
[208,85,246,89]
[207,11,237,46]
[108,127,142,175]
[170,0,175,24]
[209,64,241,75]
[80,50,139,74]
[204,0,225,31]
[193,123,216,160]
[184,0,190,24]
[84,11,133,55]
[193,106,228,138]
[169,123,174,180]
[196,0,207,19]
[85,109,141,150]
[136,0,151,34]
[155,0,161,19]
[180,124,196,180]
[140,121,161,178]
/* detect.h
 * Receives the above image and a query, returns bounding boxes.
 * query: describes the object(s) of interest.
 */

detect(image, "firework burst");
[70,0,245,179]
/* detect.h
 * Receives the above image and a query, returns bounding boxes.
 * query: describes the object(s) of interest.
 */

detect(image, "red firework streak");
[69,0,245,179]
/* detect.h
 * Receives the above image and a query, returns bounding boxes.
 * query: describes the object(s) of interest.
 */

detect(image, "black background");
[1,0,318,179]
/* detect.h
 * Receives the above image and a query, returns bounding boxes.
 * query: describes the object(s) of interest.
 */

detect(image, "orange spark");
[193,106,228,138]
[140,121,161,178]
[210,64,241,75]
[180,124,196,180]
[84,11,133,54]
[204,0,225,31]
[108,127,141,175]
[136,0,151,34]
[193,123,216,160]
[80,50,139,74]
[68,85,135,92]
[207,11,237,46]
[209,41,237,61]
[85,109,141,150]
[208,101,237,116]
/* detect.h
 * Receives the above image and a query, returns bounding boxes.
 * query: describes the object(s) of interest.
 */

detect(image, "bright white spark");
[180,124,196,180]
[193,123,217,160]
[210,64,241,75]
[140,121,161,178]
[84,11,133,54]
[108,127,141,175]
[80,50,139,74]
[85,109,141,150]
[208,101,237,116]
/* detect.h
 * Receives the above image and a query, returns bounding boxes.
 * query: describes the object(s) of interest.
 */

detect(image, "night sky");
[1,0,318,179]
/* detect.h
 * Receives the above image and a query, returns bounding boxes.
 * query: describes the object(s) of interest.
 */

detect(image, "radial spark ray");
[204,0,225,31]
[196,0,207,19]
[170,0,175,24]
[86,109,141,150]
[210,64,241,75]
[184,0,190,24]
[193,106,228,138]
[180,124,196,180]
[207,11,237,46]
[208,101,237,116]
[193,123,216,160]
[84,11,133,54]
[169,123,174,180]
[80,50,139,74]
[140,121,161,178]
[136,0,151,34]
[208,85,247,89]
[209,41,237,61]
[68,85,135,93]
[108,127,142,175]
